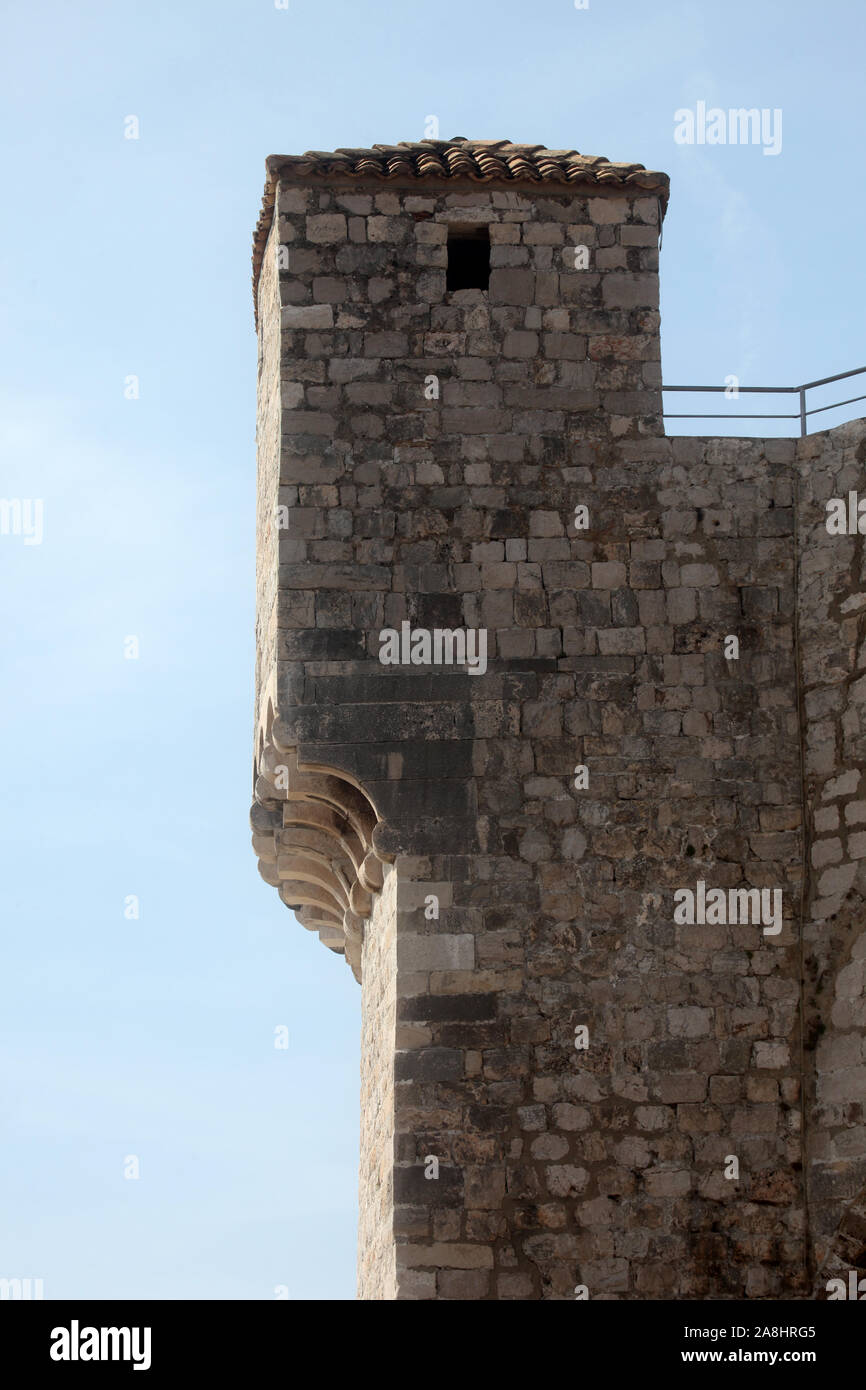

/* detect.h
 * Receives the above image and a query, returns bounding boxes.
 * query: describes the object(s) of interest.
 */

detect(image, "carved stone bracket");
[250,700,387,981]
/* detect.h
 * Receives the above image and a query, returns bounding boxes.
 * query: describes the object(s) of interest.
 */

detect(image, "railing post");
[799,386,807,437]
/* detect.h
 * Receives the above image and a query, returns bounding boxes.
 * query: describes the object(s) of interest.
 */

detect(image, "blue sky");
[1,0,863,1301]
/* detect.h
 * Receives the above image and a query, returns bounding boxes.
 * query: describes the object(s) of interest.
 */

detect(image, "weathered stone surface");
[251,143,866,1302]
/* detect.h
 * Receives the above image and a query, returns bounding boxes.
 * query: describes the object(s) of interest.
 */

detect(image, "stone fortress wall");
[249,140,866,1299]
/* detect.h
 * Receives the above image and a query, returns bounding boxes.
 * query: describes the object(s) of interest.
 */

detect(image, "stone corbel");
[250,696,388,981]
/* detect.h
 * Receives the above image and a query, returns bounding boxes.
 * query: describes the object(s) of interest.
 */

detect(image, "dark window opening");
[446,225,490,292]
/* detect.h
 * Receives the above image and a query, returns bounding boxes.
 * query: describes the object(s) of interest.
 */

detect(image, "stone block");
[281,304,334,329]
[306,213,347,243]
[488,269,536,304]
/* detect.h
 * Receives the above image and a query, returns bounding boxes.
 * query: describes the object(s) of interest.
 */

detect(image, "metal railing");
[662,366,866,436]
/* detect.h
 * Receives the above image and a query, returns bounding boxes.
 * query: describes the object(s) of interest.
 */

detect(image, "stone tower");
[251,138,866,1300]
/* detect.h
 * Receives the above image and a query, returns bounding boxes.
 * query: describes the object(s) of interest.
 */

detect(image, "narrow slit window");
[446,225,490,292]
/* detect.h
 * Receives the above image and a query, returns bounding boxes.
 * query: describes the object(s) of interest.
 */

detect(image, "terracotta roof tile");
[252,137,669,318]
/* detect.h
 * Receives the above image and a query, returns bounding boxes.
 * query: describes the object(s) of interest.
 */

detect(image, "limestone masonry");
[250,139,866,1299]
